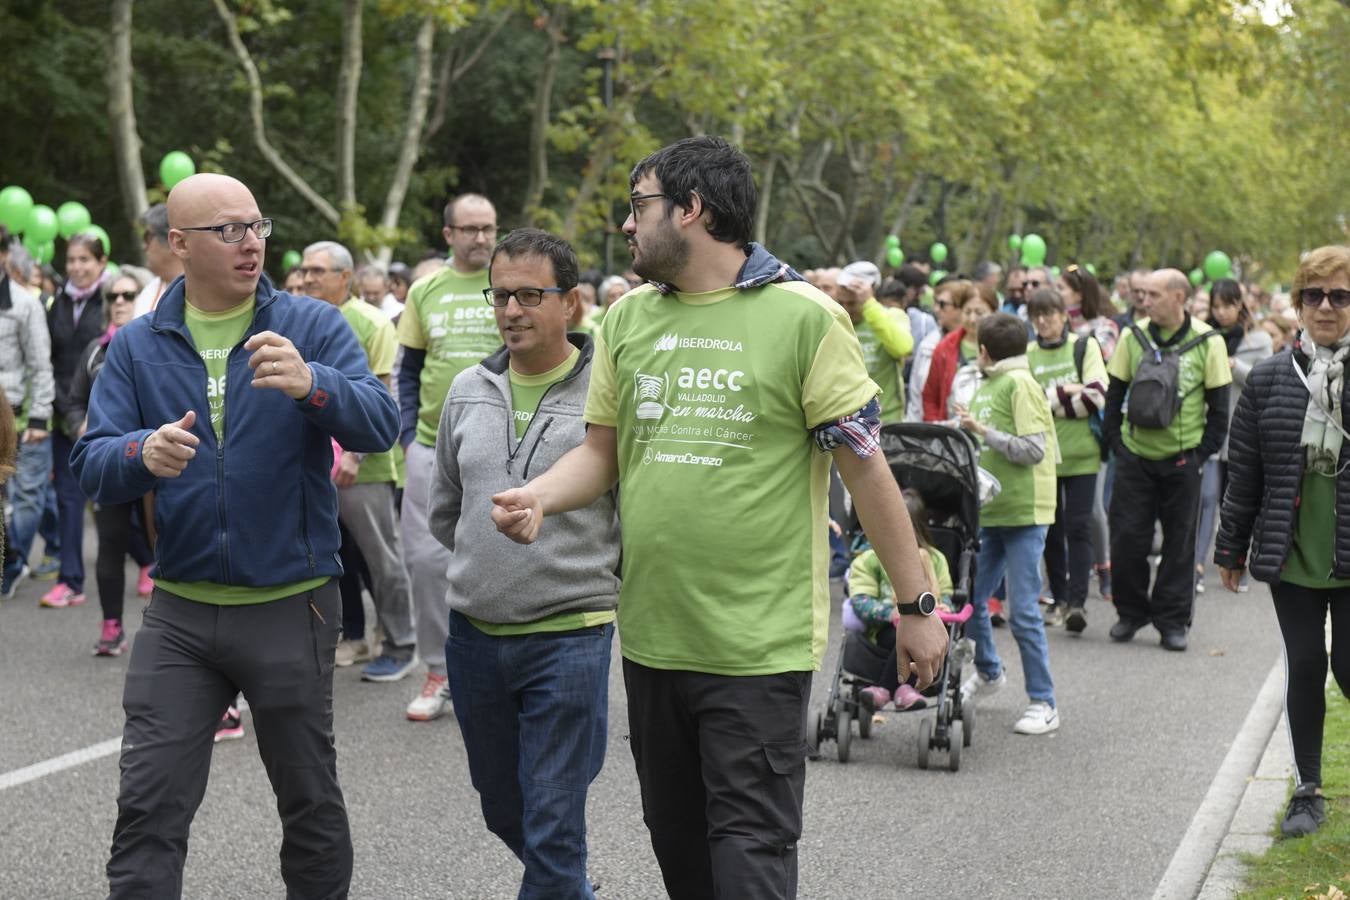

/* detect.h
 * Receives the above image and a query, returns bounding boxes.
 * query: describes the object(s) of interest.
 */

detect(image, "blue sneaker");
[362,654,417,683]
[1,564,30,601]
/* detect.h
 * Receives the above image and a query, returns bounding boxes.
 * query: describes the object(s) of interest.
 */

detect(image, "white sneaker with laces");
[1013,701,1060,735]
[406,673,451,721]
[960,667,1006,702]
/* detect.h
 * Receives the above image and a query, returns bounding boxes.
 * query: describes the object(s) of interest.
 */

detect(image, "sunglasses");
[107,290,138,303]
[1298,287,1350,309]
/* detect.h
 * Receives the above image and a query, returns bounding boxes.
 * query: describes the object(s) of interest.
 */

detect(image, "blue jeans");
[445,610,611,900]
[4,438,51,581]
[966,524,1056,706]
[50,431,85,591]
[39,480,60,555]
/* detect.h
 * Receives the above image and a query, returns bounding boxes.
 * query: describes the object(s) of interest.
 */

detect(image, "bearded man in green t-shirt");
[395,193,499,721]
[490,137,947,900]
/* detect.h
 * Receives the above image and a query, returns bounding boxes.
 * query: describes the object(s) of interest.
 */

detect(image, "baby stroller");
[813,422,981,771]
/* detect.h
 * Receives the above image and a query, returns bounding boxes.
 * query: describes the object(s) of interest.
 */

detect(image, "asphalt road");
[0,541,1281,899]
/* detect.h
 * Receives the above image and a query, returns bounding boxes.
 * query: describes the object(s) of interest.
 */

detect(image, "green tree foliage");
[0,0,1344,280]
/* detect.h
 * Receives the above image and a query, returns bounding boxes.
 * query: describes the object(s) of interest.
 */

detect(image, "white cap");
[837,260,881,293]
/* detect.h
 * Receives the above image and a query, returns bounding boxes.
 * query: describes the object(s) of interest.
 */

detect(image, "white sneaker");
[1013,701,1060,735]
[960,667,1006,702]
[335,639,371,667]
[406,673,451,721]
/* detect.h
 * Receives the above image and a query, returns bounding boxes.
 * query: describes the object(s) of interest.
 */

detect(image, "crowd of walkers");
[0,135,1345,898]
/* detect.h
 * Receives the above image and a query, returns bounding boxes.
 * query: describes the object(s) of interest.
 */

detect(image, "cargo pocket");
[759,739,808,846]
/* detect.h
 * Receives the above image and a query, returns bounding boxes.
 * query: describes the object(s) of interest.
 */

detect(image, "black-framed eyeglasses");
[298,265,342,278]
[1298,287,1350,310]
[1024,278,1043,289]
[483,287,565,308]
[177,218,273,243]
[629,192,670,219]
[107,290,138,302]
[447,225,496,239]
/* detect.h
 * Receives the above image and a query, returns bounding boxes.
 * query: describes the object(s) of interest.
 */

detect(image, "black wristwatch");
[896,591,937,617]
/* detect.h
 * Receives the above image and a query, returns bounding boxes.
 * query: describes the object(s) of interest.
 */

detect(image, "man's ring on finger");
[273,360,280,373]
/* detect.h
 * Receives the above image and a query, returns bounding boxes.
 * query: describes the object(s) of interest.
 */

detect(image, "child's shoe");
[137,566,154,598]
[988,597,1006,627]
[215,706,245,742]
[1095,563,1113,603]
[893,684,927,711]
[859,685,891,712]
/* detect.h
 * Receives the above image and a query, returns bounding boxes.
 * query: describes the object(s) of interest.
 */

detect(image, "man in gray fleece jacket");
[428,229,618,900]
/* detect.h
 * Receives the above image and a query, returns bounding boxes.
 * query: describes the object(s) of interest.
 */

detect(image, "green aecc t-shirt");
[396,266,495,447]
[339,296,400,484]
[1283,468,1350,588]
[508,347,579,439]
[1027,334,1107,477]
[968,367,1058,526]
[585,281,879,676]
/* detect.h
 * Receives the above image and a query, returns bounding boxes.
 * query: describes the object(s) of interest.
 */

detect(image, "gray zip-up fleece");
[428,333,620,624]
[0,276,55,428]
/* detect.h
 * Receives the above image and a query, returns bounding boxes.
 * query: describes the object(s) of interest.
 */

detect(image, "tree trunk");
[376,15,436,267]
[887,172,928,241]
[107,0,147,263]
[753,155,776,246]
[336,0,364,211]
[520,8,567,224]
[212,0,340,225]
[422,10,513,149]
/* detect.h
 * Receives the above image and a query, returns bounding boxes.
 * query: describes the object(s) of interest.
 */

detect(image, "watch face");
[918,592,937,615]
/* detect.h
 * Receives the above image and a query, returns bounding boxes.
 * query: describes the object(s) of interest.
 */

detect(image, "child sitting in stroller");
[847,489,953,712]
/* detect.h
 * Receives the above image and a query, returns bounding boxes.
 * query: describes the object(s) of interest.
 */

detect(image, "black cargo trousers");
[106,581,351,900]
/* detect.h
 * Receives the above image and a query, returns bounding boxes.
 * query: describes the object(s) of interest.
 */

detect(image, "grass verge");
[1238,682,1350,900]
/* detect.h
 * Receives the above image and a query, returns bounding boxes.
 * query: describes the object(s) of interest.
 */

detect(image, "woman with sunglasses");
[42,232,110,609]
[1194,279,1272,595]
[67,271,158,655]
[1215,245,1350,839]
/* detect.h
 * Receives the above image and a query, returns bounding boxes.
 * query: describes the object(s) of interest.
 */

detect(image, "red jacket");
[922,327,969,422]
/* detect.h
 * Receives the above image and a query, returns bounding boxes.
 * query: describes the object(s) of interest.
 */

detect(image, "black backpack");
[1124,322,1221,430]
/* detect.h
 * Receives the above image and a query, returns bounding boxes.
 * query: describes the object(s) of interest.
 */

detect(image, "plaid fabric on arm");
[811,396,881,457]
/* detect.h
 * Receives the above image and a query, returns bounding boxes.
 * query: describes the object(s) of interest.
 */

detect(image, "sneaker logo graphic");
[653,333,679,352]
[633,370,668,420]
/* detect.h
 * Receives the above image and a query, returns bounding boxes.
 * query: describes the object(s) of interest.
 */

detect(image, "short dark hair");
[1210,278,1252,329]
[978,312,1029,362]
[1062,265,1110,319]
[138,203,170,244]
[489,228,579,292]
[443,193,492,227]
[1024,287,1065,320]
[877,278,907,303]
[897,263,928,290]
[629,136,755,247]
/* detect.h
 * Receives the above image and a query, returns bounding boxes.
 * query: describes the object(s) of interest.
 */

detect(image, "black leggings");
[93,501,155,623]
[1271,581,1350,786]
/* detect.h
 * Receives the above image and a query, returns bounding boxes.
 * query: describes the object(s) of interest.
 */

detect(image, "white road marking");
[0,738,122,792]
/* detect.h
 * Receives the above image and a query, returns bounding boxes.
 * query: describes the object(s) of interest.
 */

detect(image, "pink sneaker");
[215,706,245,742]
[93,619,128,656]
[893,684,928,711]
[137,566,154,598]
[40,583,85,608]
[859,685,892,712]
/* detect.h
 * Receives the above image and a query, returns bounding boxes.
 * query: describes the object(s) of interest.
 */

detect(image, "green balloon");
[1202,250,1231,282]
[82,225,111,256]
[885,247,904,269]
[1085,263,1096,275]
[0,186,34,232]
[1021,233,1047,266]
[930,242,948,264]
[26,205,58,244]
[1008,234,1022,252]
[105,261,121,276]
[159,151,196,189]
[885,234,900,250]
[1050,266,1061,278]
[929,269,947,286]
[282,250,302,271]
[1189,268,1204,286]
[56,201,92,240]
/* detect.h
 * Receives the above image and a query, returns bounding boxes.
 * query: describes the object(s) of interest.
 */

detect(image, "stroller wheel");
[836,706,853,763]
[811,711,825,754]
[916,717,931,770]
[949,720,963,772]
[961,701,975,747]
[858,700,874,740]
